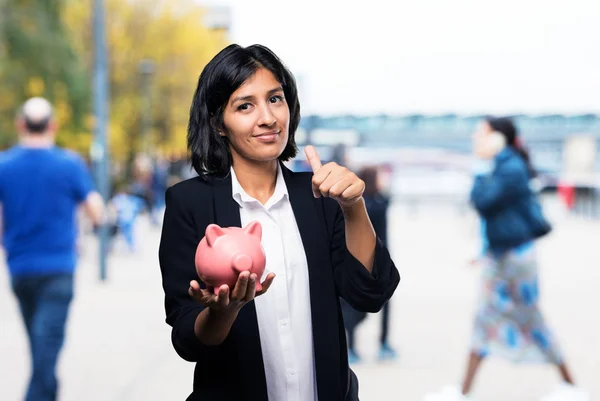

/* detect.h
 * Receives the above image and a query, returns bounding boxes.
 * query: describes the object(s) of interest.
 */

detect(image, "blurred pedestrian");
[424,117,588,401]
[108,182,145,252]
[130,153,154,216]
[0,97,104,401]
[341,166,398,363]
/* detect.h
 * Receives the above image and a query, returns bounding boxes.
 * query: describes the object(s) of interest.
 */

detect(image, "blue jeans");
[11,273,74,401]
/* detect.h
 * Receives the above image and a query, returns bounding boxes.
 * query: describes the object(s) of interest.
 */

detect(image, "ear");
[205,224,225,247]
[242,221,262,240]
[15,118,26,134]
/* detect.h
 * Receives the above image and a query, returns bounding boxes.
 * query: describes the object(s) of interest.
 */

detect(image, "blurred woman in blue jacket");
[424,117,587,401]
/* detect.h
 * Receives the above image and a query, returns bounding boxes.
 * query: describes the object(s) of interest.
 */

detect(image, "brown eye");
[269,95,284,103]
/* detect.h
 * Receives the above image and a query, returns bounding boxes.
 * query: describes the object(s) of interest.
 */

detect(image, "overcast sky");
[201,0,600,115]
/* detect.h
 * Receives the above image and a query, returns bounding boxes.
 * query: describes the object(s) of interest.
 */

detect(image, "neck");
[232,157,279,205]
[20,134,54,148]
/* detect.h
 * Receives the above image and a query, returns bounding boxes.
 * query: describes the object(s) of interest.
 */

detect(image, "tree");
[0,0,89,149]
[0,0,227,165]
[62,0,228,163]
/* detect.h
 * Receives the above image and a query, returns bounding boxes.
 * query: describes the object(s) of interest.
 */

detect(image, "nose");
[257,104,276,127]
[232,254,253,273]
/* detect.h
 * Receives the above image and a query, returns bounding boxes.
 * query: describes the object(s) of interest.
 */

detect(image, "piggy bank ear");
[205,224,226,247]
[242,221,262,240]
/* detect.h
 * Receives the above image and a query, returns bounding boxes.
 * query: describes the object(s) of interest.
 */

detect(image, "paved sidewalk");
[1,204,598,401]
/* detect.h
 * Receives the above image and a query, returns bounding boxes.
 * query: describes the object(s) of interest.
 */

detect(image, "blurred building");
[297,114,600,174]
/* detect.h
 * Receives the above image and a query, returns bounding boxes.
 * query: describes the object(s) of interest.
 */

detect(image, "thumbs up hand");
[304,145,365,209]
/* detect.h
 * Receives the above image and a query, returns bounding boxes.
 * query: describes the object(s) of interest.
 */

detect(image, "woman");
[158,44,400,401]
[424,117,587,401]
[341,166,398,363]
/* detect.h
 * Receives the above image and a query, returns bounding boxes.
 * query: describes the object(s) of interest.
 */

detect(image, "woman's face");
[472,120,505,159]
[473,120,493,141]
[222,67,290,166]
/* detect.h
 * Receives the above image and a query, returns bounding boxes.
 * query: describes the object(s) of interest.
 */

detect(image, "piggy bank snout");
[232,254,253,273]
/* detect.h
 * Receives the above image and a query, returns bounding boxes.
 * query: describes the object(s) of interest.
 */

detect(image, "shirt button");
[280,320,288,327]
[289,370,296,376]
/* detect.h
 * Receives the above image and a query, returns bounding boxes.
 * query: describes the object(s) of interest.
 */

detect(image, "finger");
[311,179,321,198]
[215,285,230,307]
[231,271,250,300]
[200,285,217,300]
[340,182,365,202]
[256,273,276,296]
[324,175,354,199]
[304,145,322,173]
[316,166,347,198]
[312,162,337,183]
[312,177,323,198]
[244,273,257,301]
[189,280,202,298]
[312,164,335,198]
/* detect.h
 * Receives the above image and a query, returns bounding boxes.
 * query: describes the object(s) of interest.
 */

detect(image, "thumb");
[304,145,322,173]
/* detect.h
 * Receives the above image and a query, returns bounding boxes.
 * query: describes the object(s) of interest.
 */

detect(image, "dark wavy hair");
[486,116,536,177]
[187,44,301,179]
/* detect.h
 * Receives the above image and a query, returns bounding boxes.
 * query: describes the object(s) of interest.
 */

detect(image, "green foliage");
[0,0,90,150]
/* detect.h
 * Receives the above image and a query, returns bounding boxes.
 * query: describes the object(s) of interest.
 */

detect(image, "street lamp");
[139,59,155,155]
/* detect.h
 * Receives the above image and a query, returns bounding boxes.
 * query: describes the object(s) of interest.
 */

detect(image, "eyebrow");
[230,87,283,105]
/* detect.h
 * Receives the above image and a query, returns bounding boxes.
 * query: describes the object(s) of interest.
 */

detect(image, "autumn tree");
[0,0,89,149]
[0,0,227,165]
[63,0,227,163]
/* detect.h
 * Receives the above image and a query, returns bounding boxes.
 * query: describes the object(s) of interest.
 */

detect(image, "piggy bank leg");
[212,286,221,295]
[255,282,263,292]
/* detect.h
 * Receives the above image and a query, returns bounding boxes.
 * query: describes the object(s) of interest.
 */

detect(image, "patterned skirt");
[471,245,563,364]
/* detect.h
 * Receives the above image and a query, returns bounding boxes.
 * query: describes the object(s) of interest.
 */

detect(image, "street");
[1,202,598,401]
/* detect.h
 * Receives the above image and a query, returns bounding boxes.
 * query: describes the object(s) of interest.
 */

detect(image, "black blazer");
[158,164,400,401]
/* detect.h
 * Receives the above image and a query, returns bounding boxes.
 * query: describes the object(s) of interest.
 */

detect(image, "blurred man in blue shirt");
[0,97,104,401]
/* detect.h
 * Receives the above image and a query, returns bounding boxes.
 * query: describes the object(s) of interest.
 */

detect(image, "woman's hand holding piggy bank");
[188,221,276,313]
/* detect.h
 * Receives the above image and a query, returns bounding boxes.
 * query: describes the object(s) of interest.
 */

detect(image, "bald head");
[18,97,55,134]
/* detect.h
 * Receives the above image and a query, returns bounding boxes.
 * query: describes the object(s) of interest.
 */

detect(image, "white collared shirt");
[231,164,318,401]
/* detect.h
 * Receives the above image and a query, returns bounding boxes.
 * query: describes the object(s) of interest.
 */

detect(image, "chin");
[256,150,284,163]
[233,140,287,164]
[253,143,286,160]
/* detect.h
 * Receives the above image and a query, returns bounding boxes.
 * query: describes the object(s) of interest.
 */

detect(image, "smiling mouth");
[254,130,280,138]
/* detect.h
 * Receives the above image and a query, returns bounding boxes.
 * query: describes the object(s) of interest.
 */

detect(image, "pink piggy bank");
[194,221,266,294]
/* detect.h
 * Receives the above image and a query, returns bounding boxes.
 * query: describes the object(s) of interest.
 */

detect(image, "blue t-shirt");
[0,146,94,277]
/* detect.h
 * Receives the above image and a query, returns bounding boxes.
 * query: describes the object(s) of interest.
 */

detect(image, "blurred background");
[1,0,599,400]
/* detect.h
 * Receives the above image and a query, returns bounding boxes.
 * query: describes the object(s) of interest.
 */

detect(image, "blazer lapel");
[282,164,343,401]
[211,174,268,401]
[211,174,241,228]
